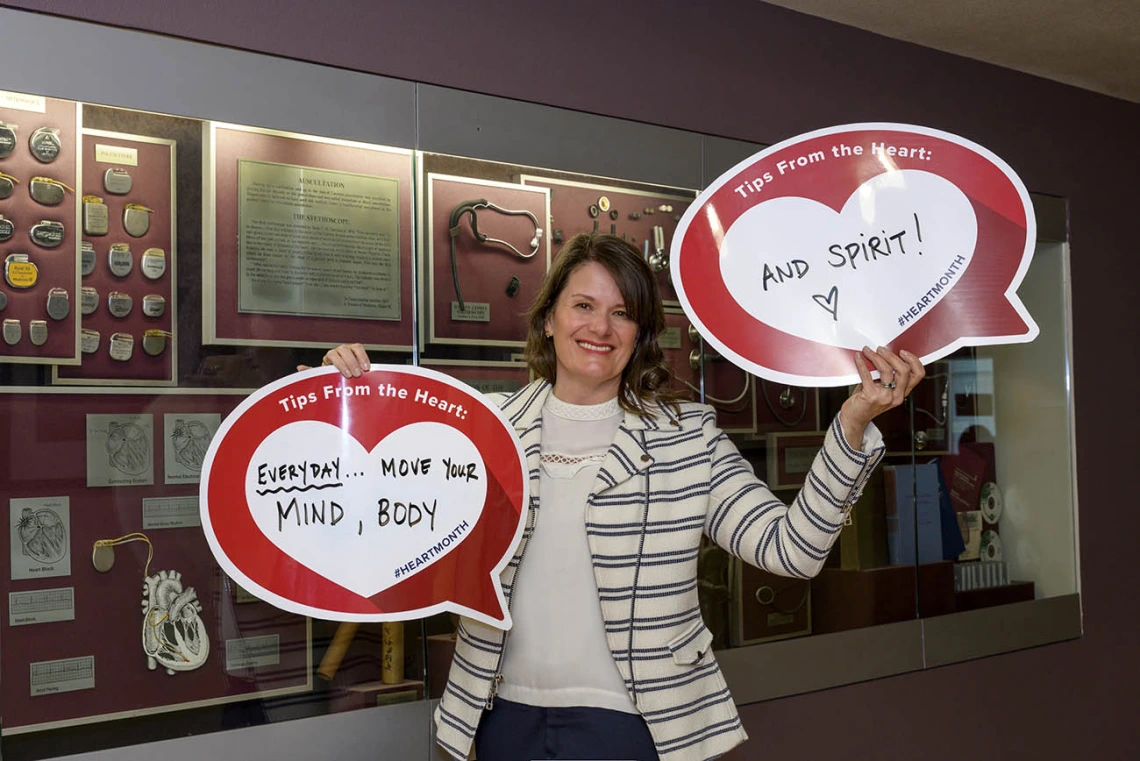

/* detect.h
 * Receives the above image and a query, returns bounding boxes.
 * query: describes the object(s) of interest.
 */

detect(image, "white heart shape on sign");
[718,169,978,350]
[245,420,487,599]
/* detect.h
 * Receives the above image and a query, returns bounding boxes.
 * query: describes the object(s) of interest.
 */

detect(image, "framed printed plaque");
[203,123,414,351]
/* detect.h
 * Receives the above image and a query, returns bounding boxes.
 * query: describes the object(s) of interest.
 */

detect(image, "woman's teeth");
[577,341,612,352]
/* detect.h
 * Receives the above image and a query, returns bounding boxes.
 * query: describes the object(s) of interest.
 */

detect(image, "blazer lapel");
[590,402,676,498]
[499,381,551,516]
[591,425,651,497]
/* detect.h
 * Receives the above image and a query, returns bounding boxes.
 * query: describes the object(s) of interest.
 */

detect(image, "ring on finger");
[874,369,898,389]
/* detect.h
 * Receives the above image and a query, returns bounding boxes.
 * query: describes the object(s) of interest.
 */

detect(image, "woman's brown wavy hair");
[524,233,685,417]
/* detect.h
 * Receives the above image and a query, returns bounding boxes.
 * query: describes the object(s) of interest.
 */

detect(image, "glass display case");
[0,13,1080,757]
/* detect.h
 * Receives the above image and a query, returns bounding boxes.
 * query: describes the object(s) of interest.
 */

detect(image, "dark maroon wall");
[5,0,1140,757]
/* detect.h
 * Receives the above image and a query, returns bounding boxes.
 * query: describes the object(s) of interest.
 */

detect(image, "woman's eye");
[614,310,629,318]
[576,302,591,310]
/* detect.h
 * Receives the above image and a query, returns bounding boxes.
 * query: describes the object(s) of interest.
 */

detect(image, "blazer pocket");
[667,619,714,667]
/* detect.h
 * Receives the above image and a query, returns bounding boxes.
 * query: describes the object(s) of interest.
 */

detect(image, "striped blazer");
[436,380,885,761]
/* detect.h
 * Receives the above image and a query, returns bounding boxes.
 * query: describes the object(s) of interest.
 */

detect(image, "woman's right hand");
[297,343,371,377]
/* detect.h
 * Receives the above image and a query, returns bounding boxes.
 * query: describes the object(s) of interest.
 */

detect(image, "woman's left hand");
[840,346,926,449]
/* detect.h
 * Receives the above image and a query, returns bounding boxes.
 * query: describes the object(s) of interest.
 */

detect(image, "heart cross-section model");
[141,569,210,674]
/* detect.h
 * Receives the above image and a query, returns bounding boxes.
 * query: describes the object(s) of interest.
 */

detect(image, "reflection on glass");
[0,84,1077,760]
[707,239,1077,641]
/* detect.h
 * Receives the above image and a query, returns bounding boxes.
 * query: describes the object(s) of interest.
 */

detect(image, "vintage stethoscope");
[449,199,543,311]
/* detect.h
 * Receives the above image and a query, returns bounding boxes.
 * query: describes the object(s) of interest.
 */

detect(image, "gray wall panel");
[1032,194,1068,243]
[54,700,435,761]
[923,594,1083,669]
[718,619,924,705]
[701,136,765,189]
[417,84,703,190]
[0,8,416,148]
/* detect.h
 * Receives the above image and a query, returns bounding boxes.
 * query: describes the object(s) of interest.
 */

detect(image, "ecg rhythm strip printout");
[30,655,95,695]
[142,496,201,529]
[11,587,73,614]
[9,587,75,626]
[145,498,197,516]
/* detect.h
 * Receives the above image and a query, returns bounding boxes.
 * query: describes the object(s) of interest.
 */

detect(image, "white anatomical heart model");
[141,570,210,674]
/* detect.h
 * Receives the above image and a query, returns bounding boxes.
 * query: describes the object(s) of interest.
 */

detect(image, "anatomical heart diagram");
[142,569,210,674]
[9,496,71,579]
[16,507,67,564]
[107,421,151,476]
[163,413,221,484]
[86,414,154,487]
[172,419,211,472]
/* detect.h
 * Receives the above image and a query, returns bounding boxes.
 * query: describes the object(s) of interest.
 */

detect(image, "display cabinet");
[0,8,1080,760]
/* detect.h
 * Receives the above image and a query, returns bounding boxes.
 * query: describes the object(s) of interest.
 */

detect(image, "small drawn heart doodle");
[812,286,839,321]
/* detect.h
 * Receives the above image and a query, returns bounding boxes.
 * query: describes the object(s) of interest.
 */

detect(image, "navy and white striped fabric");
[436,381,884,761]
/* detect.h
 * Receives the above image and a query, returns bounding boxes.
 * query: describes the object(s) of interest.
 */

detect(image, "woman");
[320,233,924,761]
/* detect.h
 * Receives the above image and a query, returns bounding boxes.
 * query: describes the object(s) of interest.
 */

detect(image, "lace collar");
[544,393,622,421]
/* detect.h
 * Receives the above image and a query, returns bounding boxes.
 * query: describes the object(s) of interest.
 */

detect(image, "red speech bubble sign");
[200,366,527,629]
[672,123,1038,386]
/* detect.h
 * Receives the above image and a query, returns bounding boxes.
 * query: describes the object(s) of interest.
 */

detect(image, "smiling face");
[544,261,639,405]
